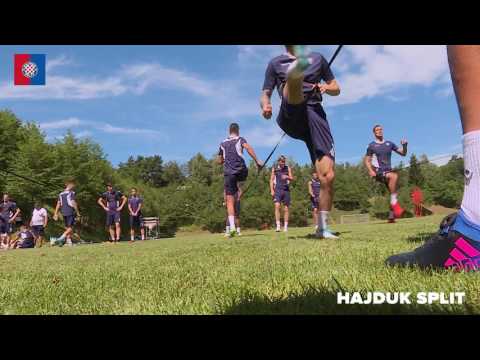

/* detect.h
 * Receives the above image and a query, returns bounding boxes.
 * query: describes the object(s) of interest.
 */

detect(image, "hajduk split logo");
[14,54,46,85]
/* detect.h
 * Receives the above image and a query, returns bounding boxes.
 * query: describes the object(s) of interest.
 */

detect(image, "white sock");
[66,237,72,245]
[318,211,329,231]
[284,222,288,230]
[58,234,66,241]
[141,235,145,240]
[228,216,236,231]
[390,193,398,206]
[131,235,134,241]
[236,227,241,234]
[276,221,281,229]
[461,130,480,225]
[225,225,230,234]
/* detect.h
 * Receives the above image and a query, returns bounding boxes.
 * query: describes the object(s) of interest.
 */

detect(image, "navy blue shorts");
[375,169,392,185]
[129,215,144,229]
[224,169,248,196]
[274,190,291,206]
[277,100,335,165]
[31,225,45,237]
[18,240,34,249]
[310,196,319,210]
[106,211,121,227]
[63,214,76,228]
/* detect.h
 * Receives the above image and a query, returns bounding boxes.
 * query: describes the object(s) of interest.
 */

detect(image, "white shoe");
[283,228,288,232]
[315,229,339,239]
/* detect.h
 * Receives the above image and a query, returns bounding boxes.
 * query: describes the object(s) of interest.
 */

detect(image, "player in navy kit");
[270,155,294,232]
[98,183,127,243]
[217,123,263,238]
[261,45,341,238]
[223,185,242,237]
[128,187,145,242]
[308,172,321,231]
[53,180,81,246]
[0,193,21,249]
[364,125,408,220]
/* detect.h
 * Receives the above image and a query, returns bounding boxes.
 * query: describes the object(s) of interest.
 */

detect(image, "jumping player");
[217,123,263,238]
[364,125,408,220]
[30,201,48,248]
[308,171,321,231]
[97,183,127,243]
[53,180,81,246]
[261,45,341,238]
[270,155,293,232]
[224,184,242,237]
[0,193,21,249]
[386,46,480,271]
[128,187,145,242]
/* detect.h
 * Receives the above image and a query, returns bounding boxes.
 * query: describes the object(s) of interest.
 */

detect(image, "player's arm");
[260,89,273,119]
[242,142,263,169]
[9,208,20,223]
[308,181,314,198]
[287,167,294,181]
[217,147,225,165]
[136,201,143,216]
[316,79,341,96]
[260,61,275,120]
[97,197,108,211]
[53,200,60,221]
[364,155,376,177]
[72,200,81,217]
[394,140,408,156]
[118,195,127,211]
[270,168,275,195]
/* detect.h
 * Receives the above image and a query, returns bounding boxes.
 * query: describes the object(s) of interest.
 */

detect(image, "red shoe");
[391,202,405,218]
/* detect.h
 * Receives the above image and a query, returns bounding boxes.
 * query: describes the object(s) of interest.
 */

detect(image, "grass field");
[1,214,479,315]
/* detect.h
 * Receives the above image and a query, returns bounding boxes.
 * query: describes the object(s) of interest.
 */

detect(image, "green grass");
[1,214,479,315]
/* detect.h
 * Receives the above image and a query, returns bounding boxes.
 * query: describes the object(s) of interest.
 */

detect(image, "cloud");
[38,118,165,139]
[38,117,84,129]
[327,45,450,107]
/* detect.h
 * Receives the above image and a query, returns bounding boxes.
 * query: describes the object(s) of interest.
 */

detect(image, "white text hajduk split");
[337,292,466,305]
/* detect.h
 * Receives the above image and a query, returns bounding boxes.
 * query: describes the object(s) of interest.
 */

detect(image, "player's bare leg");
[315,156,337,238]
[275,202,282,231]
[283,205,289,232]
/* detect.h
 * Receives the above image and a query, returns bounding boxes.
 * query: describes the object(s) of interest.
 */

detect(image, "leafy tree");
[408,154,425,187]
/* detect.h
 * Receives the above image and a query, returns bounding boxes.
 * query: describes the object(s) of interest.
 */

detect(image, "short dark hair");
[229,123,239,134]
[373,124,382,132]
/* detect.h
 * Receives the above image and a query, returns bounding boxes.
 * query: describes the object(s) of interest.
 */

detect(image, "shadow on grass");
[223,286,475,315]
[405,232,436,243]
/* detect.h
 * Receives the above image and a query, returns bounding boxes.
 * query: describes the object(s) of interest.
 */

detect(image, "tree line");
[0,110,464,241]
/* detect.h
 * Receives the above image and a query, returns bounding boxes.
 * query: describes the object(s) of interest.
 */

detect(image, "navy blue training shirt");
[366,141,399,172]
[262,52,335,105]
[273,165,290,191]
[102,190,123,211]
[58,190,76,216]
[0,201,16,221]
[219,136,248,175]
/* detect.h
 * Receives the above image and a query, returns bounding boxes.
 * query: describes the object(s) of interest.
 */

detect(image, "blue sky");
[0,45,461,167]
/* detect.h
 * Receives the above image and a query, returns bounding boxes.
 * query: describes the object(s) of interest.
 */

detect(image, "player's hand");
[256,160,264,170]
[314,83,329,94]
[262,103,273,119]
[401,139,408,146]
[103,206,109,211]
[369,170,377,177]
[271,190,275,197]
[116,207,122,212]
